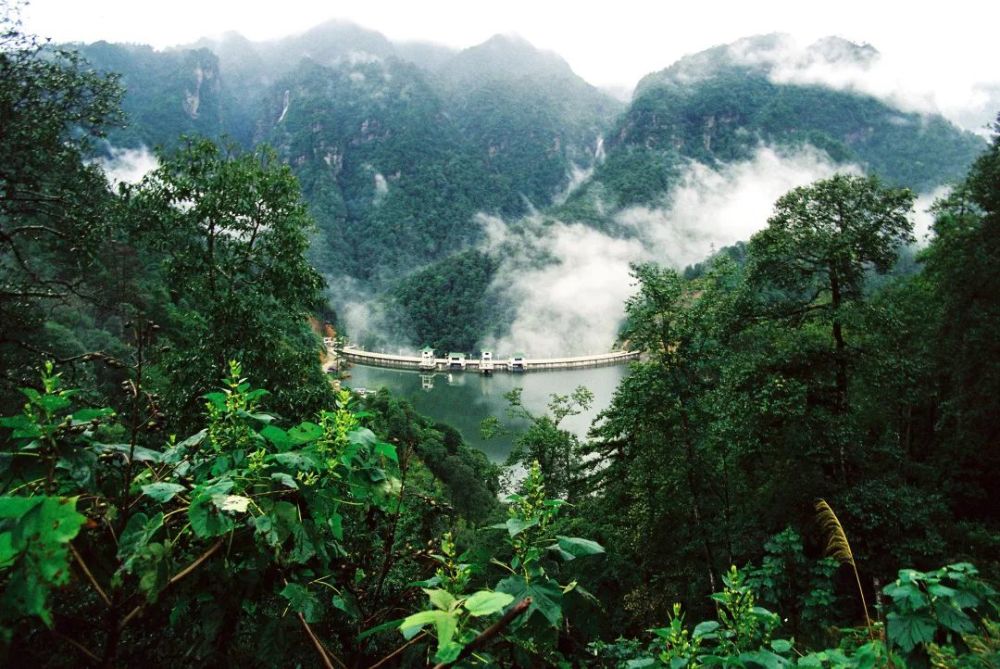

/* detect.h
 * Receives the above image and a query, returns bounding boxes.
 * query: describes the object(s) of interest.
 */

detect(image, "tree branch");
[367,631,427,669]
[70,542,111,607]
[119,539,224,629]
[296,610,342,669]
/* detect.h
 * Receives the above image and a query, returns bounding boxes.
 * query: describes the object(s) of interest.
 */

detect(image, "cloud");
[912,186,950,245]
[323,273,401,351]
[481,146,864,357]
[621,145,859,267]
[481,214,645,357]
[727,35,996,133]
[94,146,159,185]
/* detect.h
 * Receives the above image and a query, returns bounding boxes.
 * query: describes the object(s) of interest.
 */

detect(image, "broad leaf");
[211,494,251,514]
[375,442,398,463]
[424,588,457,611]
[281,582,322,623]
[887,611,937,652]
[496,575,563,626]
[504,517,538,537]
[270,472,299,489]
[141,482,186,503]
[464,590,514,617]
[555,535,605,559]
[288,421,323,445]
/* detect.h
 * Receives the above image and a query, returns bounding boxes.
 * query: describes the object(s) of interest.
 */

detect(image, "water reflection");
[343,364,630,463]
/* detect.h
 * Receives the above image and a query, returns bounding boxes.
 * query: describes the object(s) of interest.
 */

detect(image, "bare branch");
[70,542,111,607]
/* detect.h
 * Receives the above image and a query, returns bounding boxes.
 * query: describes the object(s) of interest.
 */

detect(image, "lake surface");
[344,364,631,462]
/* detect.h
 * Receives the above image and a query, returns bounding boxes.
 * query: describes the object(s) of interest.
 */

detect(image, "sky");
[19,0,1000,126]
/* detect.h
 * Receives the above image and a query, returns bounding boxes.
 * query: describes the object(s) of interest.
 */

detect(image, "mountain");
[75,28,619,285]
[431,35,622,205]
[66,28,988,351]
[560,34,985,221]
[74,41,230,148]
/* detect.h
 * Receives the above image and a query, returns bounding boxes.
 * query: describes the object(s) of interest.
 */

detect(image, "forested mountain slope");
[72,30,985,352]
[561,34,984,222]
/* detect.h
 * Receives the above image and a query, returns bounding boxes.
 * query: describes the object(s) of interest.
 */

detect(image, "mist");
[94,145,159,185]
[481,146,861,357]
[727,35,996,133]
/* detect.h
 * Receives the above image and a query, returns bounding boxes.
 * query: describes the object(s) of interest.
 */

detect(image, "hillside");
[561,35,984,221]
[71,30,986,352]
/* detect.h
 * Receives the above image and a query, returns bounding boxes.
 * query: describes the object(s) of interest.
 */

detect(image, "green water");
[343,364,631,462]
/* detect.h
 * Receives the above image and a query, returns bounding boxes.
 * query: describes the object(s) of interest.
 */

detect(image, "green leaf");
[496,575,562,626]
[933,600,976,634]
[280,583,322,623]
[272,451,321,470]
[358,617,407,641]
[693,620,721,639]
[433,612,458,653]
[625,660,657,669]
[348,428,377,446]
[288,421,323,445]
[505,517,538,537]
[141,482,186,503]
[464,590,514,617]
[261,425,292,450]
[70,407,115,424]
[737,650,791,668]
[400,610,444,638]
[0,495,41,519]
[189,495,234,538]
[375,442,398,463]
[424,588,457,611]
[38,394,71,413]
[887,611,937,652]
[332,593,360,619]
[92,443,163,463]
[118,511,164,566]
[434,641,463,664]
[555,535,605,559]
[270,472,299,489]
[770,639,793,654]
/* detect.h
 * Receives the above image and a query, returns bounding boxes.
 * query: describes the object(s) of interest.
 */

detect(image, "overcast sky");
[20,0,1000,126]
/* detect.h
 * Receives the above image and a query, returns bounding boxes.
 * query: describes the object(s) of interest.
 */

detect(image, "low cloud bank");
[482,146,864,357]
[728,35,998,134]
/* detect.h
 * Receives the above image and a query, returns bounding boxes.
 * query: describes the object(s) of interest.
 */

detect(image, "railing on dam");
[326,341,639,373]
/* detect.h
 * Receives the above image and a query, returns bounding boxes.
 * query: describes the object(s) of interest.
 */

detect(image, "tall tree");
[127,140,333,424]
[0,4,123,407]
[746,174,914,479]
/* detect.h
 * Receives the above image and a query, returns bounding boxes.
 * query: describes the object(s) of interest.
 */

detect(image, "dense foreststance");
[3,9,1000,667]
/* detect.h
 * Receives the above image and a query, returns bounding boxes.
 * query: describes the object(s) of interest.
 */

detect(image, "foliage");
[0,360,504,665]
[593,561,998,669]
[125,138,334,426]
[391,250,500,353]
[395,460,605,665]
[0,5,124,410]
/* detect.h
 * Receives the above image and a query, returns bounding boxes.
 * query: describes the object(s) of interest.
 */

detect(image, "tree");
[126,139,333,425]
[747,174,914,479]
[0,3,123,408]
[919,115,1000,525]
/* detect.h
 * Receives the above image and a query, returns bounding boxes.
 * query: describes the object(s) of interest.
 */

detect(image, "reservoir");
[344,363,631,462]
